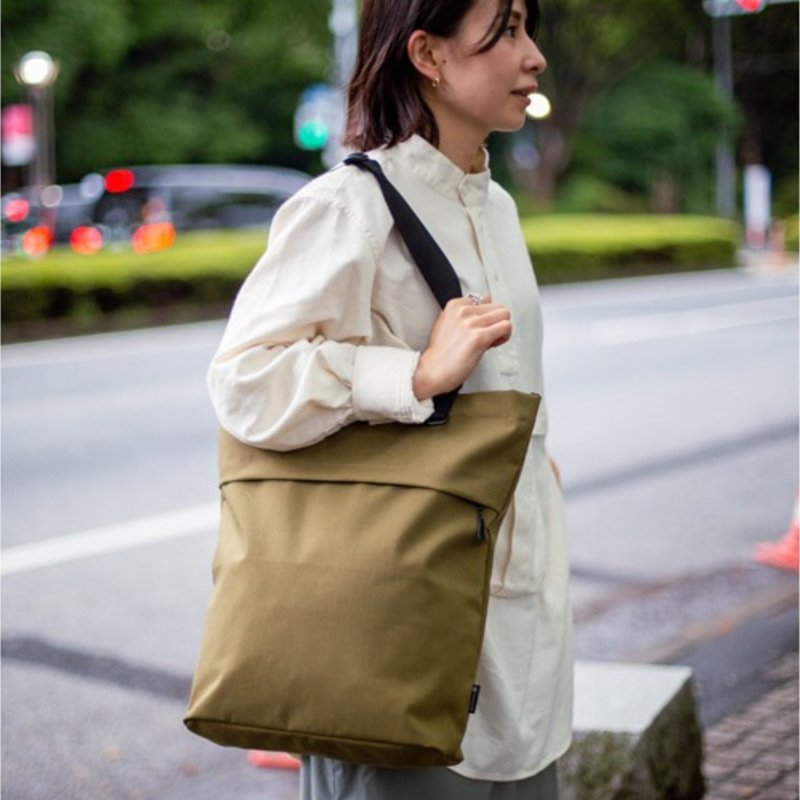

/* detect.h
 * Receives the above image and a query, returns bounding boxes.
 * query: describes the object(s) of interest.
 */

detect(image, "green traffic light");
[297,120,329,150]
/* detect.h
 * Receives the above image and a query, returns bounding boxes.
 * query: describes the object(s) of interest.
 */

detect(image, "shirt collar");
[381,134,491,208]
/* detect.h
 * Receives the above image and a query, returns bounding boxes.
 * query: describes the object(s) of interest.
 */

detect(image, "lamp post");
[14,50,59,193]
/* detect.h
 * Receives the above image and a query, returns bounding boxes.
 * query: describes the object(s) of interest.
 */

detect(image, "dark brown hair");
[344,0,541,151]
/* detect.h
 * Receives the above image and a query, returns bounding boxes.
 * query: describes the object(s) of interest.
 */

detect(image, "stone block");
[558,661,705,800]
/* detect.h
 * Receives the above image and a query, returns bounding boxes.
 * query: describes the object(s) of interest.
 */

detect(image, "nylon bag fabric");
[185,391,538,767]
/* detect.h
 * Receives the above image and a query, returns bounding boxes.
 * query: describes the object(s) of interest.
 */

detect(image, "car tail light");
[131,221,176,254]
[22,225,52,256]
[70,225,104,255]
[105,169,135,193]
[3,197,30,222]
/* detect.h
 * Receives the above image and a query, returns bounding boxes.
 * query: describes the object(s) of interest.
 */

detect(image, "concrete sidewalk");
[702,650,798,799]
[571,560,798,799]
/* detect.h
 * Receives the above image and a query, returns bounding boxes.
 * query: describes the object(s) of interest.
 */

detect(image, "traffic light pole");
[704,0,799,217]
[330,0,357,89]
[293,1,357,161]
[325,0,357,165]
[712,14,737,218]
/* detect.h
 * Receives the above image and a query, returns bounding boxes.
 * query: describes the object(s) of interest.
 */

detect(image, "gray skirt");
[300,757,559,800]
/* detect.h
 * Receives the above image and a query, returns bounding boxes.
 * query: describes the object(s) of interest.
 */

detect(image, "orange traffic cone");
[246,751,301,771]
[754,492,799,573]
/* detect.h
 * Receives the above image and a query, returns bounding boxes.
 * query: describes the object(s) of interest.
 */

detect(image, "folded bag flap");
[220,390,540,515]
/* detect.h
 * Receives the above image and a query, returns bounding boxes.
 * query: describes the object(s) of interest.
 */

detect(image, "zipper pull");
[475,507,487,543]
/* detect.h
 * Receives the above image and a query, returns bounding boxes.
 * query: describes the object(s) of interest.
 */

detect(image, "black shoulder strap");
[344,152,462,424]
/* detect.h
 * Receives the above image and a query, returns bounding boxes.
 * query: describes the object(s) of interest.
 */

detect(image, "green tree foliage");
[2,0,331,181]
[566,63,740,213]
[529,0,709,202]
[528,0,796,213]
[2,0,132,92]
[2,0,796,214]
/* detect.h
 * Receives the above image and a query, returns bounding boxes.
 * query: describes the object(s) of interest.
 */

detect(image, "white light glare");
[17,51,59,87]
[525,93,552,120]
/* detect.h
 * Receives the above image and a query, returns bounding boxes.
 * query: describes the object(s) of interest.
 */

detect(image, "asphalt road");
[2,265,798,800]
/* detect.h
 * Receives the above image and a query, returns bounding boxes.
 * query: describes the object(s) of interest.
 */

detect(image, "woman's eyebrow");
[483,4,526,44]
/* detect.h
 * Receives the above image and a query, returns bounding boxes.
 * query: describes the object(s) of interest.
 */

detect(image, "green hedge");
[2,215,739,338]
[783,215,799,252]
[523,214,739,283]
[2,229,266,331]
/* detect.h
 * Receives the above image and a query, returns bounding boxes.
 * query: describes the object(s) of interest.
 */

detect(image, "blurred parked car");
[1,182,98,256]
[72,164,311,255]
[2,164,311,257]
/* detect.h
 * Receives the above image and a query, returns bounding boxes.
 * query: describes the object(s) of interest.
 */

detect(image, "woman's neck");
[434,126,487,174]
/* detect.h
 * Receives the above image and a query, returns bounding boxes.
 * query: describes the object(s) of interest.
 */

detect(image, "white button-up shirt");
[208,134,573,781]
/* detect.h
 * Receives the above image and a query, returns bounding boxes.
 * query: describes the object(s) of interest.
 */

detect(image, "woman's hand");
[413,296,511,400]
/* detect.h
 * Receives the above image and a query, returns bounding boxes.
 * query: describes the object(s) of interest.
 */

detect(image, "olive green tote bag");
[184,155,540,768]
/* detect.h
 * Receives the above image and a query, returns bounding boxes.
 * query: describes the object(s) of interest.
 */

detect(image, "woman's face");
[430,0,546,141]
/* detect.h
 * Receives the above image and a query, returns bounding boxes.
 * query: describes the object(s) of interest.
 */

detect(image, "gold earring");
[432,77,440,89]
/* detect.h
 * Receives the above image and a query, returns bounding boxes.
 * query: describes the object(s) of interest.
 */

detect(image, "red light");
[736,0,762,10]
[4,197,30,222]
[22,225,52,257]
[131,222,176,254]
[70,225,104,255]
[105,169,135,193]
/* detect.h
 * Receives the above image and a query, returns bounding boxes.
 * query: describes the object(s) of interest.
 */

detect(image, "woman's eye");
[505,25,518,38]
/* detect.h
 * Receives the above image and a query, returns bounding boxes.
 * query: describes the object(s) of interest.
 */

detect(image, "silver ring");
[467,293,483,306]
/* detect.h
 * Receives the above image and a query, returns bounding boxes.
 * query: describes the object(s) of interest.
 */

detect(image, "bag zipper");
[475,507,487,543]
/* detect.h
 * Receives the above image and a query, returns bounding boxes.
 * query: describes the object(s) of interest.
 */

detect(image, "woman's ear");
[407,30,442,84]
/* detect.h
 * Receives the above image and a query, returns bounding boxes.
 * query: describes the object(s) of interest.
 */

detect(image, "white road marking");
[1,319,225,368]
[549,295,798,349]
[1,503,218,576]
[591,296,798,345]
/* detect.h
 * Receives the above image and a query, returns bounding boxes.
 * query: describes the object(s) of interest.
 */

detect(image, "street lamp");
[14,50,59,192]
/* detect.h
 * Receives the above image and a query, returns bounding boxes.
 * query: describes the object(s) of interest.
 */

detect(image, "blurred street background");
[1,0,798,799]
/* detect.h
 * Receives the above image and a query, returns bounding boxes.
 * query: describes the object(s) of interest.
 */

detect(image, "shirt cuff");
[352,347,435,424]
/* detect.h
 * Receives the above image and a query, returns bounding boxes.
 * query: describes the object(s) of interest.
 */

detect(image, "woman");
[207,0,573,796]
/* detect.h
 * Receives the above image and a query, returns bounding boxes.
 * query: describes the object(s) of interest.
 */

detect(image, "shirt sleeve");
[207,191,434,451]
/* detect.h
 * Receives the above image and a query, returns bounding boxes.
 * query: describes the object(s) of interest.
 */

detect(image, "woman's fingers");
[412,296,512,399]
[489,330,511,348]
[446,300,510,351]
[462,305,512,348]
[451,297,509,326]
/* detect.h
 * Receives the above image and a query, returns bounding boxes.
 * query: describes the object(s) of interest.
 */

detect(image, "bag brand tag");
[469,684,481,714]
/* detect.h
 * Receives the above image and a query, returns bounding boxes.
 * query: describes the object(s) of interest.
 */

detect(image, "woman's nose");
[525,41,547,75]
